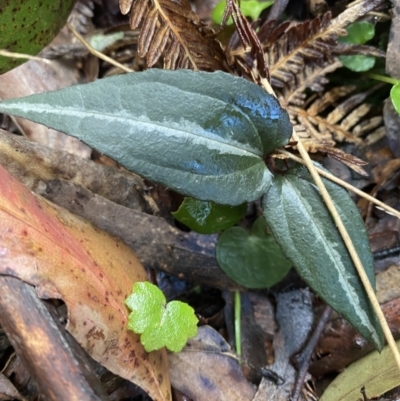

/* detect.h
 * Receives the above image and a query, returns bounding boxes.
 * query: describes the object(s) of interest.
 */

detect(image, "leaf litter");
[0,0,400,401]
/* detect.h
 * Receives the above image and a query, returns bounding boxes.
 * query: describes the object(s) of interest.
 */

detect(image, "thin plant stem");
[277,149,400,220]
[234,290,242,360]
[259,78,400,372]
[368,73,399,86]
[0,49,51,64]
[66,23,133,73]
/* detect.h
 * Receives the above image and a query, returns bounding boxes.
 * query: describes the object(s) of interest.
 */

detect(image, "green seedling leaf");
[262,165,383,349]
[0,0,75,73]
[391,82,400,115]
[320,340,400,401]
[125,282,198,352]
[338,21,376,72]
[339,55,375,72]
[172,198,247,234]
[216,217,291,288]
[338,21,375,45]
[212,0,274,25]
[0,69,292,206]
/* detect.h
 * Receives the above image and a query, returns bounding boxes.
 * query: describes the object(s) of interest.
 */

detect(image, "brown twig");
[291,306,332,401]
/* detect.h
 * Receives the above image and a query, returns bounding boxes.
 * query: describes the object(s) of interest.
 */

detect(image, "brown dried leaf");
[168,326,256,401]
[119,0,225,70]
[0,164,171,401]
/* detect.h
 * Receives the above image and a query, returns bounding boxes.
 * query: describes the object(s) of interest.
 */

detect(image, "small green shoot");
[234,290,242,359]
[172,197,247,234]
[212,0,274,25]
[339,21,376,72]
[125,282,199,352]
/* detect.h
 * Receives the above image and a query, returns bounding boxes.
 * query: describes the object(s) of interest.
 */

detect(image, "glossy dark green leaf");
[216,217,292,288]
[262,165,383,349]
[132,69,292,155]
[172,197,247,234]
[0,0,75,73]
[0,70,287,205]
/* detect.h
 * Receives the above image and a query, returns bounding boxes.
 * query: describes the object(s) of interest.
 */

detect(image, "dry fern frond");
[288,84,384,145]
[229,0,386,88]
[119,0,225,71]
[279,59,344,107]
[267,0,386,87]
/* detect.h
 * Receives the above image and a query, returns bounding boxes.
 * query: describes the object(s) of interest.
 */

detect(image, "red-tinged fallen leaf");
[0,164,171,401]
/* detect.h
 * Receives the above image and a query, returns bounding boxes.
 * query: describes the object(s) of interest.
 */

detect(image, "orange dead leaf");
[0,164,171,401]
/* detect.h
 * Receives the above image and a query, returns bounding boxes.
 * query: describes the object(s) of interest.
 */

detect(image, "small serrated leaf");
[172,197,247,234]
[262,165,384,349]
[125,282,198,353]
[216,217,291,288]
[0,70,292,205]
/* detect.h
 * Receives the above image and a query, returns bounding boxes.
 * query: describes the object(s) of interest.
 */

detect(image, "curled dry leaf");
[301,140,369,176]
[0,165,171,401]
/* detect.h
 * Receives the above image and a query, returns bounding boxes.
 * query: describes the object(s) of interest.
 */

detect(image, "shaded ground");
[1,0,400,400]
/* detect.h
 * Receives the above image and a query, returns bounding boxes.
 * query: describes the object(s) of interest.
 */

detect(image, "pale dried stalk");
[277,149,400,219]
[66,23,134,73]
[0,49,51,64]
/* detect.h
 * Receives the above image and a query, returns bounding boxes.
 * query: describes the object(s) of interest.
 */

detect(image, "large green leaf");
[0,70,291,205]
[129,69,292,155]
[262,165,383,349]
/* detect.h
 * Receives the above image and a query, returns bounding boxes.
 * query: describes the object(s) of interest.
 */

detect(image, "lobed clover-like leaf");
[125,282,199,353]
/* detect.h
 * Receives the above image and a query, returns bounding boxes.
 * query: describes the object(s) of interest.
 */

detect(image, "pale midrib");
[1,102,263,158]
[284,179,378,341]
